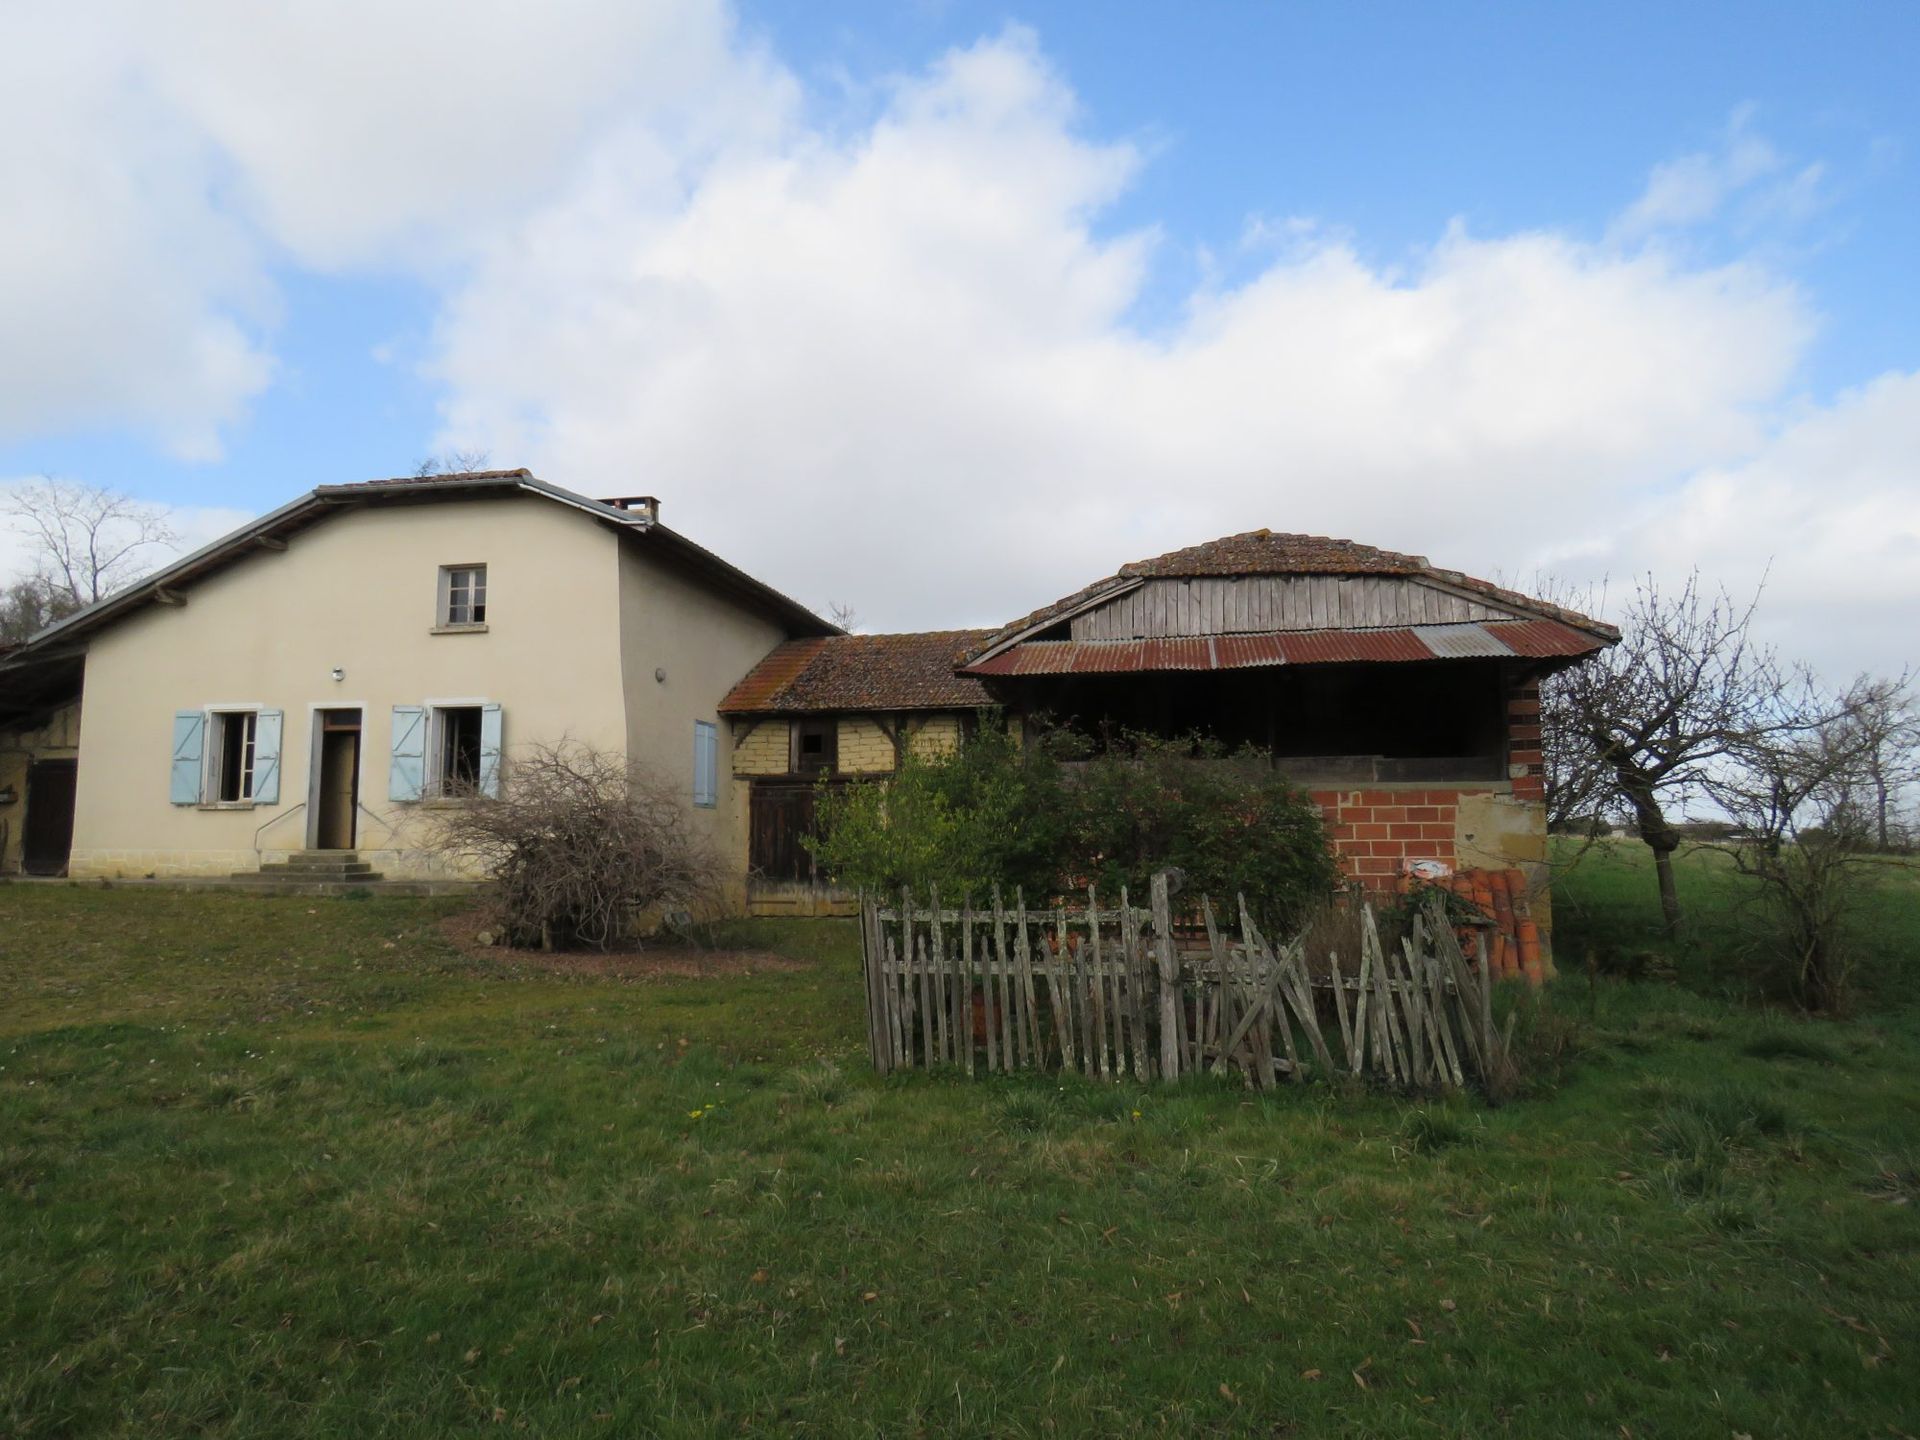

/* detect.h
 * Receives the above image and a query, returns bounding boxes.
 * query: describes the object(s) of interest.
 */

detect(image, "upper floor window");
[438,564,488,628]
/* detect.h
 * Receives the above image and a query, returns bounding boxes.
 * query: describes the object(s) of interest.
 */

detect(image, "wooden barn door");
[22,759,77,876]
[749,782,823,883]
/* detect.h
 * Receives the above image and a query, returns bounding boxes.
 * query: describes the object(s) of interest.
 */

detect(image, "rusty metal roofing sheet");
[1480,618,1608,658]
[962,618,1610,676]
[1274,629,1436,665]
[1413,622,1514,659]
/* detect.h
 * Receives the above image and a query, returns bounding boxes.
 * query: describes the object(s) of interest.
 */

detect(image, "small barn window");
[438,565,488,627]
[791,718,837,776]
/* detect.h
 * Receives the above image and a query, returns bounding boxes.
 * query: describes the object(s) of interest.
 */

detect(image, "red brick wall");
[1310,787,1471,881]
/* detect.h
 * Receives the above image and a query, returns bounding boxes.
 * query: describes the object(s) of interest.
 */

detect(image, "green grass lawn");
[2,870,1917,1438]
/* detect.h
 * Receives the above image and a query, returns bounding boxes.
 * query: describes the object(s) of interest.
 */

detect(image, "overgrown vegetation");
[1,880,1916,1436]
[809,719,1340,932]
[426,740,721,949]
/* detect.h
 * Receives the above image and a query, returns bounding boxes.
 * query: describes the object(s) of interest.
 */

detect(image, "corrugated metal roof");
[1274,629,1436,665]
[1413,622,1514,659]
[962,618,1607,676]
[1481,618,1607,658]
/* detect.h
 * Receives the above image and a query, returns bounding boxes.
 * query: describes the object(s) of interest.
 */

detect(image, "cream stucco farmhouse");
[0,470,832,890]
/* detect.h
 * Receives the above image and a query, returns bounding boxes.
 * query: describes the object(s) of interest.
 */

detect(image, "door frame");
[304,703,365,850]
[21,757,78,876]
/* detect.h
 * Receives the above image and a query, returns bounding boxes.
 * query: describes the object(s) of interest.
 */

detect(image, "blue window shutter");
[170,710,205,804]
[694,720,718,807]
[389,705,426,802]
[251,709,284,805]
[479,704,503,797]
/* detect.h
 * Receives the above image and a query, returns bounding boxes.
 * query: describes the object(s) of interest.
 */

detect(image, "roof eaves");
[959,574,1144,665]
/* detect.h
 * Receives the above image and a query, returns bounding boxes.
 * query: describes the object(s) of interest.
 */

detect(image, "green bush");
[807,717,1339,930]
[1062,731,1341,933]
[807,720,1067,900]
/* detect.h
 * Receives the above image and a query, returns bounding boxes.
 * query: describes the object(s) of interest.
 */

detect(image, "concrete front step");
[241,863,379,878]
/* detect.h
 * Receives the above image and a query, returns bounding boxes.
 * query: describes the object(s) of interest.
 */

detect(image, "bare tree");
[413,448,493,478]
[3,477,178,610]
[1705,675,1911,1012]
[1845,684,1920,851]
[1544,573,1800,939]
[826,599,860,633]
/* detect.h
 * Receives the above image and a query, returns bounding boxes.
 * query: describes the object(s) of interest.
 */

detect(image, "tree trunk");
[1614,768,1685,939]
[1651,843,1683,940]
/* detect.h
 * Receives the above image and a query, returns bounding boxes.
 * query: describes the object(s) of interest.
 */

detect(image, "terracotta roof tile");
[721,630,996,715]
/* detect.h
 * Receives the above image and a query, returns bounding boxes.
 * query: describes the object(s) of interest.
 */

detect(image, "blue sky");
[1,1,1914,673]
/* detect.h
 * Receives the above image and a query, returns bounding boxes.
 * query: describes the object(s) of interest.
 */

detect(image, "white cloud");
[0,0,761,457]
[429,31,1885,676]
[1604,371,1920,678]
[3,9,1912,681]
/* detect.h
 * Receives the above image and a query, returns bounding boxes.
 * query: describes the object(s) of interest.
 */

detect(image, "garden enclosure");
[859,873,1517,1093]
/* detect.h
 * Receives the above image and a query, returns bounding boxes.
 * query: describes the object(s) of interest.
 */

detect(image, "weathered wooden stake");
[1151,871,1179,1082]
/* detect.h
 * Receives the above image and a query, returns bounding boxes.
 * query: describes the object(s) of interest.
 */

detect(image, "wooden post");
[1053,906,1077,1072]
[1327,949,1352,1073]
[916,931,935,1070]
[961,899,978,1078]
[991,887,1019,1069]
[1014,888,1044,1068]
[1120,887,1152,1080]
[860,894,887,1074]
[1152,871,1179,1083]
[930,885,949,1065]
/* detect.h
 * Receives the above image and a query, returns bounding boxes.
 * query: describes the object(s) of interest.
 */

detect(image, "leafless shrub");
[1705,675,1912,1013]
[425,741,722,951]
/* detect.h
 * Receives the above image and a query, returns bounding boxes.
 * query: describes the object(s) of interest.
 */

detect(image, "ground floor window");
[433,706,483,795]
[211,710,257,802]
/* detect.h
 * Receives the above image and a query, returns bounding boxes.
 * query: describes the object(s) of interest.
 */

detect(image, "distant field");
[1551,835,1920,1004]
[2,879,1916,1437]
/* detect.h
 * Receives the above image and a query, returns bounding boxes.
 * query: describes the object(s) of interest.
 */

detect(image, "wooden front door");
[22,759,77,876]
[315,711,361,850]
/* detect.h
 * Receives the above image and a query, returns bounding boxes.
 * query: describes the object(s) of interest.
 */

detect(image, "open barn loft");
[954,530,1614,785]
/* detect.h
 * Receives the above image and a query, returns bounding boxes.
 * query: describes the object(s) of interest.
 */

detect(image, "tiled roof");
[721,630,996,715]
[962,619,1608,676]
[963,529,1615,661]
[319,468,536,489]
[1124,531,1429,578]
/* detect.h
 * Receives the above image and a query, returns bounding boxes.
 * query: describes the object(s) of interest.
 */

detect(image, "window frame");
[203,706,259,807]
[790,717,837,777]
[427,703,485,797]
[435,563,489,632]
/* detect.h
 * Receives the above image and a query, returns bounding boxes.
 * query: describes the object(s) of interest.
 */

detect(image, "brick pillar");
[1507,677,1543,802]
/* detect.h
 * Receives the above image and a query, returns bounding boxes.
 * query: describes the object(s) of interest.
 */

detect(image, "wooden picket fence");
[859,872,1516,1092]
